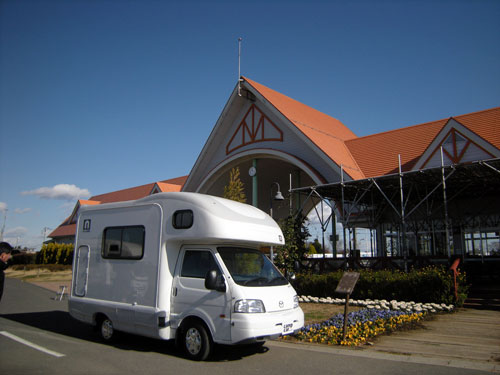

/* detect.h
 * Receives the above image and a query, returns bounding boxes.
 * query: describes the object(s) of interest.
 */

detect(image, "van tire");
[253,341,266,348]
[181,321,211,361]
[98,316,115,342]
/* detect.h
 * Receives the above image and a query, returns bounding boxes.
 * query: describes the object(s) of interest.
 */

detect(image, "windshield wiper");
[243,277,269,286]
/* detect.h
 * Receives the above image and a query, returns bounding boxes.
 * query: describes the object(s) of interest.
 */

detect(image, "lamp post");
[269,182,284,263]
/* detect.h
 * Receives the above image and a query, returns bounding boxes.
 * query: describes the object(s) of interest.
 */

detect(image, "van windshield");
[217,247,288,287]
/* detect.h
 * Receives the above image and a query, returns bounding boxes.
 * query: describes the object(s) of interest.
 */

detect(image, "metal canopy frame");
[291,157,500,268]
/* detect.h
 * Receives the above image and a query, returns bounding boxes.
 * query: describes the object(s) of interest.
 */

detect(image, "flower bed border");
[299,295,455,313]
[287,296,455,346]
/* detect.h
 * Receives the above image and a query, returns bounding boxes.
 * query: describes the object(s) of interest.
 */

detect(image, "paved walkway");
[30,280,500,373]
[30,280,72,298]
[359,308,500,372]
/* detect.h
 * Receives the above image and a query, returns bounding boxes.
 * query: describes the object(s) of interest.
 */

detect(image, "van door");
[172,248,232,343]
[74,246,90,296]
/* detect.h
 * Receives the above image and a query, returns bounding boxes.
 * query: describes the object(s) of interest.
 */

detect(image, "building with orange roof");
[49,78,499,264]
[49,176,187,243]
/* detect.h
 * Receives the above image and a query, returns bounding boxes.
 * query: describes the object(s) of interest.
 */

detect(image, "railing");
[299,255,500,276]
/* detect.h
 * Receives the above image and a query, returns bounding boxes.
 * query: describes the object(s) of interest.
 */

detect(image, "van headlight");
[293,295,299,309]
[234,299,265,313]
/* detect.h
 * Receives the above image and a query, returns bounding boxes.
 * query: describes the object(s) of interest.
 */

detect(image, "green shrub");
[291,266,468,306]
[37,243,74,265]
[10,252,37,265]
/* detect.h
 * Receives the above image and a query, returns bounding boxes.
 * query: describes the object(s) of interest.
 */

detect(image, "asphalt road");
[0,278,492,375]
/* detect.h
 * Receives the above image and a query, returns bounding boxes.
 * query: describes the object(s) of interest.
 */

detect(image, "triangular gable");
[346,118,447,177]
[413,118,500,170]
[242,77,364,180]
[68,199,101,224]
[226,104,283,154]
[150,181,183,194]
[183,77,364,192]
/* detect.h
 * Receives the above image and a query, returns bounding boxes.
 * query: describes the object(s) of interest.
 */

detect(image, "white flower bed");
[298,295,454,313]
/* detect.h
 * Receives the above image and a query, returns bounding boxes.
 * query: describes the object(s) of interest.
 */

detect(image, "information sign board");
[335,272,360,295]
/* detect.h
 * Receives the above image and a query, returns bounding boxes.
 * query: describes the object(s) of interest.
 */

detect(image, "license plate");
[283,323,293,333]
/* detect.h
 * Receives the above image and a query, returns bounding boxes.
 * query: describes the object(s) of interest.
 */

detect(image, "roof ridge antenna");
[238,37,243,96]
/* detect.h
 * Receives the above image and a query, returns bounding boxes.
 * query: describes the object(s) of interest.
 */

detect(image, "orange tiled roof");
[78,199,101,206]
[89,176,187,203]
[243,77,364,180]
[48,222,75,239]
[156,182,183,192]
[346,107,500,178]
[49,176,188,239]
[452,107,500,149]
[346,119,447,177]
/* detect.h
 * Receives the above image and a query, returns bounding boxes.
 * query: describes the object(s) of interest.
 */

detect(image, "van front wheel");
[182,322,211,361]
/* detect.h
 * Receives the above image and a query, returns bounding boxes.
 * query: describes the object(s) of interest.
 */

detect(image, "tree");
[308,243,317,254]
[312,238,322,253]
[37,243,74,265]
[274,215,310,276]
[223,167,246,203]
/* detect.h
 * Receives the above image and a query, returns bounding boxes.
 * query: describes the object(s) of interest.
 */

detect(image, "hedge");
[10,264,72,272]
[10,251,37,265]
[291,266,468,306]
[36,243,74,265]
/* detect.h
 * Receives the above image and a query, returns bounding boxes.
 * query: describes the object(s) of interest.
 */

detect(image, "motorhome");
[69,192,304,360]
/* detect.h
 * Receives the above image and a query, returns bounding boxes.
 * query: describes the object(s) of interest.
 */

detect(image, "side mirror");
[205,270,226,292]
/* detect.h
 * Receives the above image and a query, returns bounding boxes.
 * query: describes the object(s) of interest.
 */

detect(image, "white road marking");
[0,331,65,358]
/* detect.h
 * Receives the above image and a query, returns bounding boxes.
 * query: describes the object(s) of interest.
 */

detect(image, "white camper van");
[69,192,304,360]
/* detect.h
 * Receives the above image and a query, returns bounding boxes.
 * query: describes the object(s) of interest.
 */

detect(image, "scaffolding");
[292,157,500,274]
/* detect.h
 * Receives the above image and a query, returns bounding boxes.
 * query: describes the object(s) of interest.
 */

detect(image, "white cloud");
[306,203,332,226]
[3,228,43,250]
[14,208,32,214]
[21,184,91,201]
[5,226,29,237]
[0,202,7,212]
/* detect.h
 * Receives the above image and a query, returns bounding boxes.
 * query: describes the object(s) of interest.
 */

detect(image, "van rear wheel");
[182,322,211,361]
[99,317,115,342]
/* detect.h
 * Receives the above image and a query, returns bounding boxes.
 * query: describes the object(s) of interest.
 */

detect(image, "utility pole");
[41,227,52,245]
[0,209,7,242]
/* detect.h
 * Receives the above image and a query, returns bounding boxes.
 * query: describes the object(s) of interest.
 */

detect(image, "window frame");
[101,225,145,260]
[180,250,221,279]
[172,209,194,229]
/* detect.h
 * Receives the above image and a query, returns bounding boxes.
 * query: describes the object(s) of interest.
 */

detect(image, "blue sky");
[1,0,499,250]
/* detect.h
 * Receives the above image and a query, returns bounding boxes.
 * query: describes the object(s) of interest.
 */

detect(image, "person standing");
[0,241,13,302]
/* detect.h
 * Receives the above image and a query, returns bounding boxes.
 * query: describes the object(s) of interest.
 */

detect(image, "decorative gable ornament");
[226,104,283,155]
[442,129,471,164]
[421,127,495,169]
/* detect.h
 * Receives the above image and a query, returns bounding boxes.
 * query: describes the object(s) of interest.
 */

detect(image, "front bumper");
[230,307,304,344]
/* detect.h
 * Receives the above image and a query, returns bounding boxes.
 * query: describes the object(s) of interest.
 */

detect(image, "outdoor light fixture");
[272,182,284,201]
[269,182,285,264]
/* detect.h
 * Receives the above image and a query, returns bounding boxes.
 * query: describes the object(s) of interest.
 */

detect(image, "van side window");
[173,210,193,229]
[181,251,220,278]
[102,226,145,259]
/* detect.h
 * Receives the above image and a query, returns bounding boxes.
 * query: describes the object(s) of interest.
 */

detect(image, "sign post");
[335,272,360,341]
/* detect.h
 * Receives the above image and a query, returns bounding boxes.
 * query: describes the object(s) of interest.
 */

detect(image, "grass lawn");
[301,302,360,325]
[5,268,73,283]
